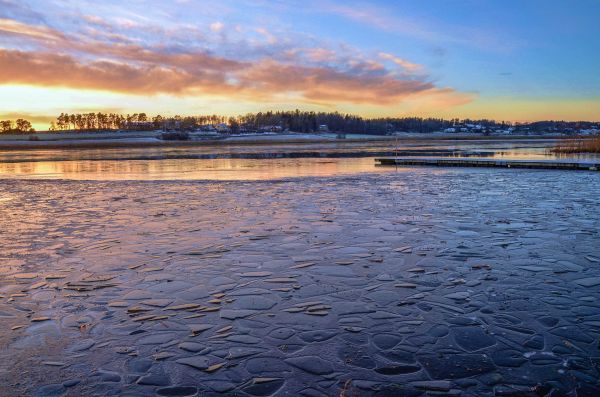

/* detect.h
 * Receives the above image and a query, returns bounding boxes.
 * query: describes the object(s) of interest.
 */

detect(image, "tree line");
[41,110,515,134]
[0,119,34,133]
[1,111,598,135]
[49,113,228,132]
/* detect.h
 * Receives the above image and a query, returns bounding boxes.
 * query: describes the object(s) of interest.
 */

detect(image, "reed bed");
[553,136,600,153]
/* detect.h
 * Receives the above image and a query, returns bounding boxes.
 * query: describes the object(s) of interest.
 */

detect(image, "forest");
[1,111,597,135]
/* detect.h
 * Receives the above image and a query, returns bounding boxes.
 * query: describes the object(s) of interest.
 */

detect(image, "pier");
[375,157,600,171]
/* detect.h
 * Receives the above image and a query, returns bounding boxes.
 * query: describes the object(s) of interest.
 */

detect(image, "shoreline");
[0,132,563,151]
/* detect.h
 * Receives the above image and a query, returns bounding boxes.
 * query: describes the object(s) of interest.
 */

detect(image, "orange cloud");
[0,112,55,124]
[0,48,472,109]
[0,17,474,111]
[240,60,434,105]
[408,88,477,111]
[0,50,227,95]
[0,17,66,42]
[379,52,422,73]
[305,48,338,62]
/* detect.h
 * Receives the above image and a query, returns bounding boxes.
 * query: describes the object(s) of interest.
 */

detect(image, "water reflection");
[0,139,569,163]
[1,140,598,180]
[0,157,406,180]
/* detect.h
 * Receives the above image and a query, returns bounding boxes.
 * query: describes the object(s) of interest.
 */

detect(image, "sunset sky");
[1,0,599,130]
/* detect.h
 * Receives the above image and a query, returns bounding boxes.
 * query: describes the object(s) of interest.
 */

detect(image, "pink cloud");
[0,15,474,111]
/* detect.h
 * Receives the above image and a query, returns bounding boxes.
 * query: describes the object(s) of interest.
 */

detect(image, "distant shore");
[0,131,565,151]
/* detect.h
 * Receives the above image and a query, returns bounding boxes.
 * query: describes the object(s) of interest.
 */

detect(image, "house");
[124,121,154,130]
[240,124,256,133]
[259,125,283,133]
[214,123,230,133]
[318,124,329,132]
[198,124,217,132]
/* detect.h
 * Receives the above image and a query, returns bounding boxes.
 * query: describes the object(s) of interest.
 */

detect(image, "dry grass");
[553,136,600,153]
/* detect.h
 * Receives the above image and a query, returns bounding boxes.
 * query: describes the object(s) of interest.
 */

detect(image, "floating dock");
[375,157,600,171]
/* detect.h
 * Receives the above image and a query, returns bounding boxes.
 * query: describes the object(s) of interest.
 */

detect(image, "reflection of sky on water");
[0,158,407,181]
[0,140,563,161]
[0,194,15,203]
[0,141,598,180]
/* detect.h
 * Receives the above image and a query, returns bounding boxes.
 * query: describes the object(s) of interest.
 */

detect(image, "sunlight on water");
[0,157,404,180]
[0,141,597,180]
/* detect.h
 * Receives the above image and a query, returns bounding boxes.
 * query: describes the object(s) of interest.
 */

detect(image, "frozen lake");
[0,142,599,396]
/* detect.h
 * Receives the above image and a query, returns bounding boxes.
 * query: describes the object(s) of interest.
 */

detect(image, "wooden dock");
[375,157,600,171]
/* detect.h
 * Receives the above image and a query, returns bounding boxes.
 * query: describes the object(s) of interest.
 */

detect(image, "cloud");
[238,59,434,105]
[304,48,337,63]
[0,49,231,95]
[0,0,46,24]
[0,48,448,106]
[321,1,521,52]
[0,46,472,109]
[0,17,66,41]
[254,27,277,44]
[322,3,441,42]
[409,88,476,110]
[210,21,224,32]
[0,11,475,112]
[379,52,422,73]
[0,112,55,124]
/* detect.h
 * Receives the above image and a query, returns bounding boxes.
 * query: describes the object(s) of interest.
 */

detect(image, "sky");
[0,0,599,130]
